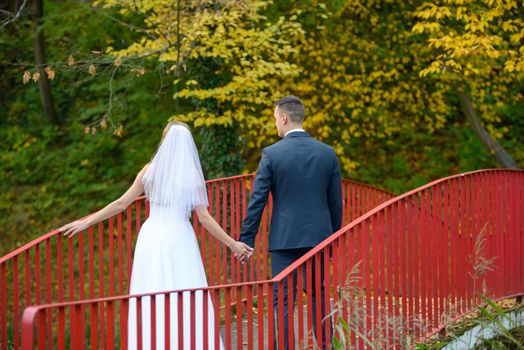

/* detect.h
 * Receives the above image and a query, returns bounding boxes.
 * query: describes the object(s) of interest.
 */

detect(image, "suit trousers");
[271,248,332,349]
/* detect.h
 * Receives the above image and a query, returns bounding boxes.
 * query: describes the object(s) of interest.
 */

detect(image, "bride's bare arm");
[194,205,253,258]
[59,165,149,238]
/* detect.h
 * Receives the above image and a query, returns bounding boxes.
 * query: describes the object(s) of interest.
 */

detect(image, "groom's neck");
[282,123,304,136]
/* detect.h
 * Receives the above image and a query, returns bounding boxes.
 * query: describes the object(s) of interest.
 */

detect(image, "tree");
[93,0,524,179]
[32,0,58,124]
[267,0,522,185]
[2,0,59,124]
[268,1,458,185]
[414,0,523,168]
[0,0,177,252]
[96,0,303,166]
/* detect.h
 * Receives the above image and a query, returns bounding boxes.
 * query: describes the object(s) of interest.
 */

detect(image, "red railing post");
[21,307,38,350]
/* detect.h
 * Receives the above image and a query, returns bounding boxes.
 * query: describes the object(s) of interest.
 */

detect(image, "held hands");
[58,219,90,238]
[229,241,254,264]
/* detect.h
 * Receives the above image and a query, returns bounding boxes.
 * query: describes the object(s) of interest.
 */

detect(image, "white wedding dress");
[127,125,224,350]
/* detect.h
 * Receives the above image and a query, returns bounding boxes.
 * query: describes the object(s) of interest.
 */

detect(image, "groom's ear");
[281,113,288,124]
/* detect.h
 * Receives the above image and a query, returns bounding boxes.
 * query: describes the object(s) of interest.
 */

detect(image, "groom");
[238,96,342,349]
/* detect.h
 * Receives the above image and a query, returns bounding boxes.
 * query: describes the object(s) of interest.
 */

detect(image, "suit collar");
[284,131,310,139]
[285,128,305,137]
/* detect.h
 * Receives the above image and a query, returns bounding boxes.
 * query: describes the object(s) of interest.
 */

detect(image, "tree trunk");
[0,0,10,12]
[457,89,519,169]
[32,0,58,125]
[13,0,21,13]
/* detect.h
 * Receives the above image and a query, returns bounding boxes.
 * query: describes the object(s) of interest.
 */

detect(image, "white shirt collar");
[285,128,306,137]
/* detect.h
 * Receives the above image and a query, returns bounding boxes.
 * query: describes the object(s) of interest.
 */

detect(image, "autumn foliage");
[0,0,522,252]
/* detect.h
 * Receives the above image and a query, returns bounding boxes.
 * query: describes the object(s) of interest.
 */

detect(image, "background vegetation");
[1,0,522,254]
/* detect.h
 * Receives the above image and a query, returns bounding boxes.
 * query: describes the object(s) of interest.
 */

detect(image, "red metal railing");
[17,169,524,349]
[1,174,393,349]
[271,169,524,348]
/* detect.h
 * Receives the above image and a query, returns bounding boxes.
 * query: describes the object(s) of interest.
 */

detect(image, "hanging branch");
[0,0,29,29]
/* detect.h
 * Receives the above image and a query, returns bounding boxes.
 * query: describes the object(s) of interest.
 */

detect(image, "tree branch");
[76,1,159,41]
[457,88,519,169]
[0,0,29,29]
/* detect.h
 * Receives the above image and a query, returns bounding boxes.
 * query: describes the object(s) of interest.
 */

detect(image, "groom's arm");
[240,149,273,248]
[328,155,343,233]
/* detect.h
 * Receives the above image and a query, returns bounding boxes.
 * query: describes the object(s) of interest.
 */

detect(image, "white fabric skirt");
[127,216,224,350]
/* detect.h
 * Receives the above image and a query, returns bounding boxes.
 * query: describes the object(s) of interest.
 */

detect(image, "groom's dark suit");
[240,131,342,349]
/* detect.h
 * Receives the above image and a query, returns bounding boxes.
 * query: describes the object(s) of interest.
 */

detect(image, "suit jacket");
[240,131,342,251]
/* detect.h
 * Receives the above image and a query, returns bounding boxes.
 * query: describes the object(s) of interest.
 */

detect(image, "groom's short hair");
[274,95,305,123]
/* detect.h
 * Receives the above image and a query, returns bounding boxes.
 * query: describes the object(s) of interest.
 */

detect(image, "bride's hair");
[148,120,190,163]
[162,120,189,139]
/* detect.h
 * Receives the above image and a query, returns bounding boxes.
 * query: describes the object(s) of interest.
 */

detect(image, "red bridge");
[1,170,522,349]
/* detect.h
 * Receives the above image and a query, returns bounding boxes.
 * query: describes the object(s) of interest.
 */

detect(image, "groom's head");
[273,95,305,138]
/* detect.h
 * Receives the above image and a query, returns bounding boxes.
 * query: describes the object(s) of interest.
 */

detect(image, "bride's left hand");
[229,241,254,262]
[59,219,90,238]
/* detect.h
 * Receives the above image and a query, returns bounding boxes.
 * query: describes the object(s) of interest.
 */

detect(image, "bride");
[59,121,253,349]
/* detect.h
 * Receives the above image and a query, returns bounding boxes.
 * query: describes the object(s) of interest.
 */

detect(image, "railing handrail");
[273,168,524,282]
[0,196,146,264]
[22,279,275,313]
[19,279,277,350]
[14,169,523,348]
[0,174,391,264]
[0,174,252,264]
[12,169,458,320]
[341,177,396,197]
[205,172,255,184]
[207,172,394,196]
[22,282,524,345]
